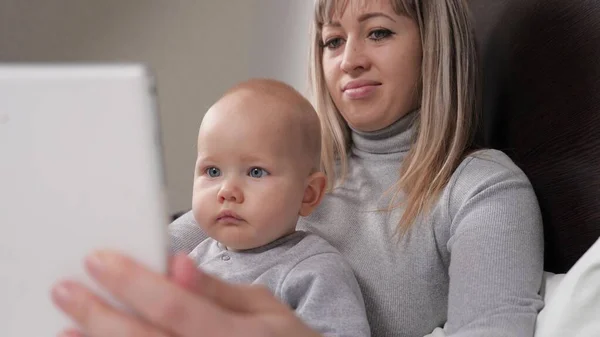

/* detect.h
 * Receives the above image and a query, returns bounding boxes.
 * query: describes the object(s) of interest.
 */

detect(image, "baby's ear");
[299,171,327,217]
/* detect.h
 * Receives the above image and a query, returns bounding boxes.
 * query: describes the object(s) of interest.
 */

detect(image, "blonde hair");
[309,0,479,233]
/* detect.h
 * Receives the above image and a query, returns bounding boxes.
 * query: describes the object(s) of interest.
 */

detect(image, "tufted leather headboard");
[470,0,600,273]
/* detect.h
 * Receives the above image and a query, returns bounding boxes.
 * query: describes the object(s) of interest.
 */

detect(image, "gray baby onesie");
[189,230,371,337]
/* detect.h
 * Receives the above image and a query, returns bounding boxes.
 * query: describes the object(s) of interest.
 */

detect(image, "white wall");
[0,0,313,215]
[248,0,313,94]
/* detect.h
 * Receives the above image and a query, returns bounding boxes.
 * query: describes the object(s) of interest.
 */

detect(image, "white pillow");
[534,238,600,337]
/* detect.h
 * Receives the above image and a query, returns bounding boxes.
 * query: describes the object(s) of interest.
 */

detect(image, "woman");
[51,0,544,336]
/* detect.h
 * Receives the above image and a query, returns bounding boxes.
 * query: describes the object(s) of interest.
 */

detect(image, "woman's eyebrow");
[358,12,396,23]
[324,12,397,27]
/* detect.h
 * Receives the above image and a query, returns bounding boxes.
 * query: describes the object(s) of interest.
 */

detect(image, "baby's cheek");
[190,197,202,221]
[267,193,300,219]
[191,191,211,217]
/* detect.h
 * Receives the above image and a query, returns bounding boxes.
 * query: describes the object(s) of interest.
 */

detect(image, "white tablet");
[0,64,169,336]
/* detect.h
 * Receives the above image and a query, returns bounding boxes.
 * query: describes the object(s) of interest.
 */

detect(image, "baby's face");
[192,94,309,250]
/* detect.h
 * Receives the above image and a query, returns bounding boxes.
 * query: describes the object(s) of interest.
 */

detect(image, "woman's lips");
[343,85,379,99]
[342,80,381,100]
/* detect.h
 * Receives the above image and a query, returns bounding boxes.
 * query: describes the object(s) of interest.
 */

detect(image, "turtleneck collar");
[350,109,419,156]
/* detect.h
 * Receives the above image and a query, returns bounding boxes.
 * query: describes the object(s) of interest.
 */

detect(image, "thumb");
[168,253,198,289]
[169,254,285,313]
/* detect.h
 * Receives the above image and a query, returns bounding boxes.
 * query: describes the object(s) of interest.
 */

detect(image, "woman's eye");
[323,37,344,50]
[368,29,394,41]
[205,167,221,178]
[248,167,269,178]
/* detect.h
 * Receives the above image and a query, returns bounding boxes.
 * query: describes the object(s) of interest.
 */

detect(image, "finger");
[83,250,237,336]
[168,253,198,290]
[51,281,167,337]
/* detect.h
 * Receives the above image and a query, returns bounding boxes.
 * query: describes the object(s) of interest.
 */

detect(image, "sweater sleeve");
[444,152,545,337]
[280,252,371,337]
[168,210,206,254]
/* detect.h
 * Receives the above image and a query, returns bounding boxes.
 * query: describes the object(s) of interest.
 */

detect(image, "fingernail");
[85,251,107,277]
[52,282,74,306]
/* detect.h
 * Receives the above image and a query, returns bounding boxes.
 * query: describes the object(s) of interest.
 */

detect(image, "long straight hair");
[309,0,480,233]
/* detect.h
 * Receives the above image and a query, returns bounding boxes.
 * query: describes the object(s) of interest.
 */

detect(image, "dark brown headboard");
[471,0,600,273]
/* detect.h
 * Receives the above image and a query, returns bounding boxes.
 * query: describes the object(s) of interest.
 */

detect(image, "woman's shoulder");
[432,149,543,242]
[461,148,526,176]
[442,149,536,215]
[452,149,531,186]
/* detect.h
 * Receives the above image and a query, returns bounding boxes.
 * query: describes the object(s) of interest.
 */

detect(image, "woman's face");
[321,0,422,132]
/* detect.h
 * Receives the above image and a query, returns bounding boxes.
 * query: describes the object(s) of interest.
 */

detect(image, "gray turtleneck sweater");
[169,112,544,337]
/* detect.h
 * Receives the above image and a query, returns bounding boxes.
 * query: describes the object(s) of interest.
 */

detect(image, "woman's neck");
[350,110,418,156]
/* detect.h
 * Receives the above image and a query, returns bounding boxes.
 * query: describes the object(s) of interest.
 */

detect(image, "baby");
[188,79,370,337]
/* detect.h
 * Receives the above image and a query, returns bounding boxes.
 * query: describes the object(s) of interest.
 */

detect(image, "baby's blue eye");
[249,167,268,178]
[206,167,221,177]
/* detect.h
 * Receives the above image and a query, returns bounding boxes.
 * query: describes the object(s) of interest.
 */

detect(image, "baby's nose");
[217,183,244,203]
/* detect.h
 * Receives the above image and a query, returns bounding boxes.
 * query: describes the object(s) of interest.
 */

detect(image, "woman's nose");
[217,181,244,203]
[340,38,370,74]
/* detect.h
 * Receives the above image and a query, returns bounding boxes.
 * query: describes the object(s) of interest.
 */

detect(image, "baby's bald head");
[201,79,321,173]
[193,79,328,250]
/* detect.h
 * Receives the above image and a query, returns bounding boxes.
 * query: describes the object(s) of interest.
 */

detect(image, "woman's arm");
[51,252,322,337]
[444,152,545,336]
[169,211,205,254]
